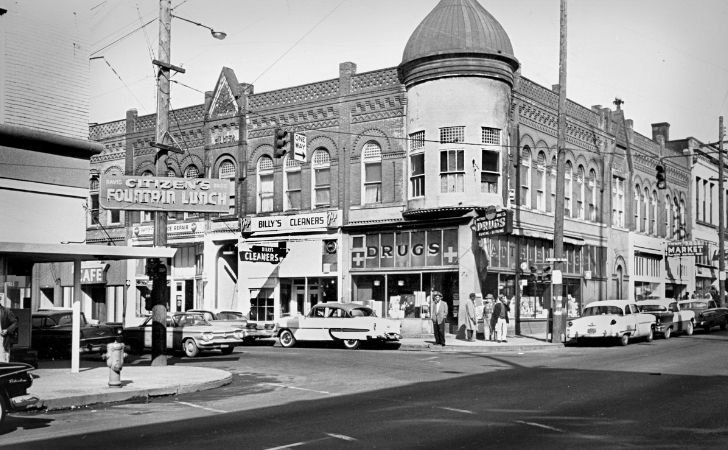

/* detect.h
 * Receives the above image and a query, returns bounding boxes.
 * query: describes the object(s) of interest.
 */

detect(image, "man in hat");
[483,294,495,341]
[431,291,448,346]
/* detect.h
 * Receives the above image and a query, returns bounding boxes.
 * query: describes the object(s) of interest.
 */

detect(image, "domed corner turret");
[397,0,519,89]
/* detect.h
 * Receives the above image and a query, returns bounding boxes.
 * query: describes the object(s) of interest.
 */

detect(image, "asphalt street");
[2,331,727,449]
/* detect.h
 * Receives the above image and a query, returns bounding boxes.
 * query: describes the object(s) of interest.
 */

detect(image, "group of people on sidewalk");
[430,291,510,346]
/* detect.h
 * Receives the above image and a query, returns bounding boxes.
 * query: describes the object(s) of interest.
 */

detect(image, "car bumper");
[196,338,244,350]
[368,332,401,341]
[566,329,622,340]
[245,329,276,339]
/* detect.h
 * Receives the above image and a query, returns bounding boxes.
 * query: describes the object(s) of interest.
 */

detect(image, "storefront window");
[250,289,274,321]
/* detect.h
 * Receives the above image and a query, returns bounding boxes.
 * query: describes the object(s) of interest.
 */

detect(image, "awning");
[513,229,585,246]
[0,241,176,263]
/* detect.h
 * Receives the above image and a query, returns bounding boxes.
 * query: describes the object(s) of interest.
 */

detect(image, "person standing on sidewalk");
[464,293,477,341]
[483,294,495,341]
[0,303,19,362]
[431,291,448,346]
[493,295,510,343]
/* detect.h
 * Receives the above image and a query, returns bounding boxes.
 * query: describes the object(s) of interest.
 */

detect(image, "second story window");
[612,176,625,228]
[536,152,546,211]
[409,131,425,198]
[588,169,597,221]
[520,147,531,207]
[312,148,331,208]
[184,166,200,219]
[564,162,572,217]
[481,127,500,145]
[440,149,464,193]
[362,142,382,205]
[481,149,499,194]
[218,160,236,216]
[257,156,274,213]
[665,194,672,238]
[89,178,99,226]
[440,126,465,144]
[284,156,302,211]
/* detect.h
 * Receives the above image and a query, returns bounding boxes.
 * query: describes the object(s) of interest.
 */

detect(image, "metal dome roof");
[398,0,519,87]
[402,0,516,64]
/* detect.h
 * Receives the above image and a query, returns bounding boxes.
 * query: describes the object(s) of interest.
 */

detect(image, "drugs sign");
[474,209,513,238]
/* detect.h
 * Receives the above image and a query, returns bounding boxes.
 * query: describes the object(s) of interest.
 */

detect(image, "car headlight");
[610,319,617,325]
[567,321,573,327]
[234,331,243,339]
[201,332,214,341]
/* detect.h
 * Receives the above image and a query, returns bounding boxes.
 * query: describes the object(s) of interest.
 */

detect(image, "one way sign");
[293,133,307,162]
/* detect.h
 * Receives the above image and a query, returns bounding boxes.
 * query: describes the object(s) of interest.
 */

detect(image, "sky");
[80,0,728,143]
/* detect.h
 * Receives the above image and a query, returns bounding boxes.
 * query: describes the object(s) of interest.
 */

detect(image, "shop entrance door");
[83,285,107,323]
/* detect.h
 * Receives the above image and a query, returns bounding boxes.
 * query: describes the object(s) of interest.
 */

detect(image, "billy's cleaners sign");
[100,175,231,213]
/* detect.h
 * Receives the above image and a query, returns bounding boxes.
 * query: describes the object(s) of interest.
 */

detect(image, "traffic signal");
[655,164,666,189]
[541,266,552,284]
[273,128,291,158]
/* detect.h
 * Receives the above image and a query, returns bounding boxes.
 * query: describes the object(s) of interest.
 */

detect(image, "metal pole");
[552,0,568,343]
[719,117,725,307]
[151,0,171,366]
[71,259,81,373]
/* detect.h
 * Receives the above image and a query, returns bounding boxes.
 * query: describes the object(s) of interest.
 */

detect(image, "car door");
[623,304,640,336]
[328,307,372,341]
[296,306,327,341]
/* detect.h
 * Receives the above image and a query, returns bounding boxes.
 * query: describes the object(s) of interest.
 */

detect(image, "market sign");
[667,242,706,257]
[240,243,287,264]
[100,175,232,213]
[474,209,513,238]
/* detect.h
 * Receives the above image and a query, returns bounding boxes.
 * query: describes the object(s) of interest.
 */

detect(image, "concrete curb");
[399,343,562,353]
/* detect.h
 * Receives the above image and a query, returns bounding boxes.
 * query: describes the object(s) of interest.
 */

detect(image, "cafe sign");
[667,242,706,257]
[100,175,232,213]
[474,208,513,238]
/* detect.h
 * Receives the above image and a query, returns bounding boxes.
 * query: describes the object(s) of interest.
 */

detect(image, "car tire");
[220,346,235,355]
[704,324,711,333]
[279,329,296,348]
[721,320,727,331]
[0,392,7,429]
[183,339,199,357]
[685,321,694,336]
[619,334,630,346]
[663,327,671,340]
[342,339,361,350]
[645,328,654,342]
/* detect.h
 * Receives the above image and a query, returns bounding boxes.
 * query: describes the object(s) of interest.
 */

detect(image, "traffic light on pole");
[655,163,667,189]
[273,128,291,158]
[541,265,552,284]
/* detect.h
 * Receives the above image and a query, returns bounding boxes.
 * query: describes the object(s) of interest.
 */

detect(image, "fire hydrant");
[102,341,127,388]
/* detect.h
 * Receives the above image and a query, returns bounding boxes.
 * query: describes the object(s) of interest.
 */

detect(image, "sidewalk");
[21,333,560,413]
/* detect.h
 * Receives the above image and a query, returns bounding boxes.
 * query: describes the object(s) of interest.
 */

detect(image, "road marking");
[438,406,475,415]
[515,420,565,433]
[263,383,330,395]
[265,433,357,449]
[175,401,227,414]
[422,356,439,361]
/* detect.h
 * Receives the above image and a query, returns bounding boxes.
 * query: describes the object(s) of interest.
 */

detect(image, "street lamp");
[171,14,227,40]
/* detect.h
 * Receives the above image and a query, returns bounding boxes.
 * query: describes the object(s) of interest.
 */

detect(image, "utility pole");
[719,117,725,307]
[551,0,568,343]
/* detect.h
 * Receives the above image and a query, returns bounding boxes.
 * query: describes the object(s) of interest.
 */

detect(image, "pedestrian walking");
[431,291,448,346]
[493,294,510,343]
[484,294,495,341]
[0,303,19,363]
[464,293,477,341]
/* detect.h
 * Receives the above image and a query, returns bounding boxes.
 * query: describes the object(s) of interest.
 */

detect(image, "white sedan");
[275,302,401,350]
[565,300,656,346]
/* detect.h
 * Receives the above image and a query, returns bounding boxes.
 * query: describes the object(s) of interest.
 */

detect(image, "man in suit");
[0,303,19,362]
[431,291,448,346]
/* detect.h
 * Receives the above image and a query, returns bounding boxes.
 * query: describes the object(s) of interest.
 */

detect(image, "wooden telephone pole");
[719,117,725,307]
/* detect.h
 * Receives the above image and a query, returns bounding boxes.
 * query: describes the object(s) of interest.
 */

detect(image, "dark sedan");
[678,299,728,333]
[31,310,120,357]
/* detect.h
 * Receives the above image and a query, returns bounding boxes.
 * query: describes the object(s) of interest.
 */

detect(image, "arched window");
[665,194,672,238]
[651,190,658,235]
[634,185,641,232]
[218,160,236,216]
[588,169,597,221]
[549,156,557,213]
[89,177,100,226]
[642,187,649,234]
[284,155,302,210]
[576,165,585,219]
[536,152,546,211]
[679,199,686,238]
[362,142,382,205]
[141,171,154,222]
[312,148,331,208]
[104,168,122,225]
[166,169,176,178]
[257,156,274,213]
[184,165,199,178]
[564,162,572,217]
[520,147,531,208]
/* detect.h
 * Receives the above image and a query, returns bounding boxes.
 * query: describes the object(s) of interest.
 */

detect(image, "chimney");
[651,122,670,142]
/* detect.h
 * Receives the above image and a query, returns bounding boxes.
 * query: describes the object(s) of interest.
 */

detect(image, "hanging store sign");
[100,175,232,213]
[474,209,513,238]
[242,211,340,233]
[666,242,706,257]
[240,243,287,264]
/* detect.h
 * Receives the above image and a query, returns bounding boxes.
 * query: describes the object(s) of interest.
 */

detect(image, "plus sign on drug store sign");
[350,228,458,269]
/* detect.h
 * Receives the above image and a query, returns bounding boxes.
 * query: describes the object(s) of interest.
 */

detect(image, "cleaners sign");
[100,175,232,213]
[240,244,288,264]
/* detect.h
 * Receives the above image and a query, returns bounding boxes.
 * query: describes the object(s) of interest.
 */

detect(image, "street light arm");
[171,14,226,40]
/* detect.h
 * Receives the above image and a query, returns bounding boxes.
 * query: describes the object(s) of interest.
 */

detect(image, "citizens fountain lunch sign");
[100,175,232,213]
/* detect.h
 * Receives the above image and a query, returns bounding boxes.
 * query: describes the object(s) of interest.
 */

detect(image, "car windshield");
[176,314,210,326]
[217,312,244,320]
[683,302,708,309]
[583,305,623,316]
[639,305,667,312]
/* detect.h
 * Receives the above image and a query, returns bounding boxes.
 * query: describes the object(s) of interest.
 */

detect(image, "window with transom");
[312,149,331,208]
[257,156,274,213]
[613,176,625,227]
[481,127,500,145]
[564,162,572,217]
[481,150,499,194]
[536,152,546,211]
[284,156,301,211]
[520,147,531,207]
[362,142,382,205]
[440,126,465,144]
[440,149,464,193]
[218,160,236,216]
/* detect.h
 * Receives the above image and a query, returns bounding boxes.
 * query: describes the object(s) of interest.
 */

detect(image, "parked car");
[275,302,402,350]
[187,309,275,342]
[565,300,656,346]
[0,362,37,429]
[123,312,245,357]
[31,310,120,357]
[636,299,694,339]
[678,299,728,333]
